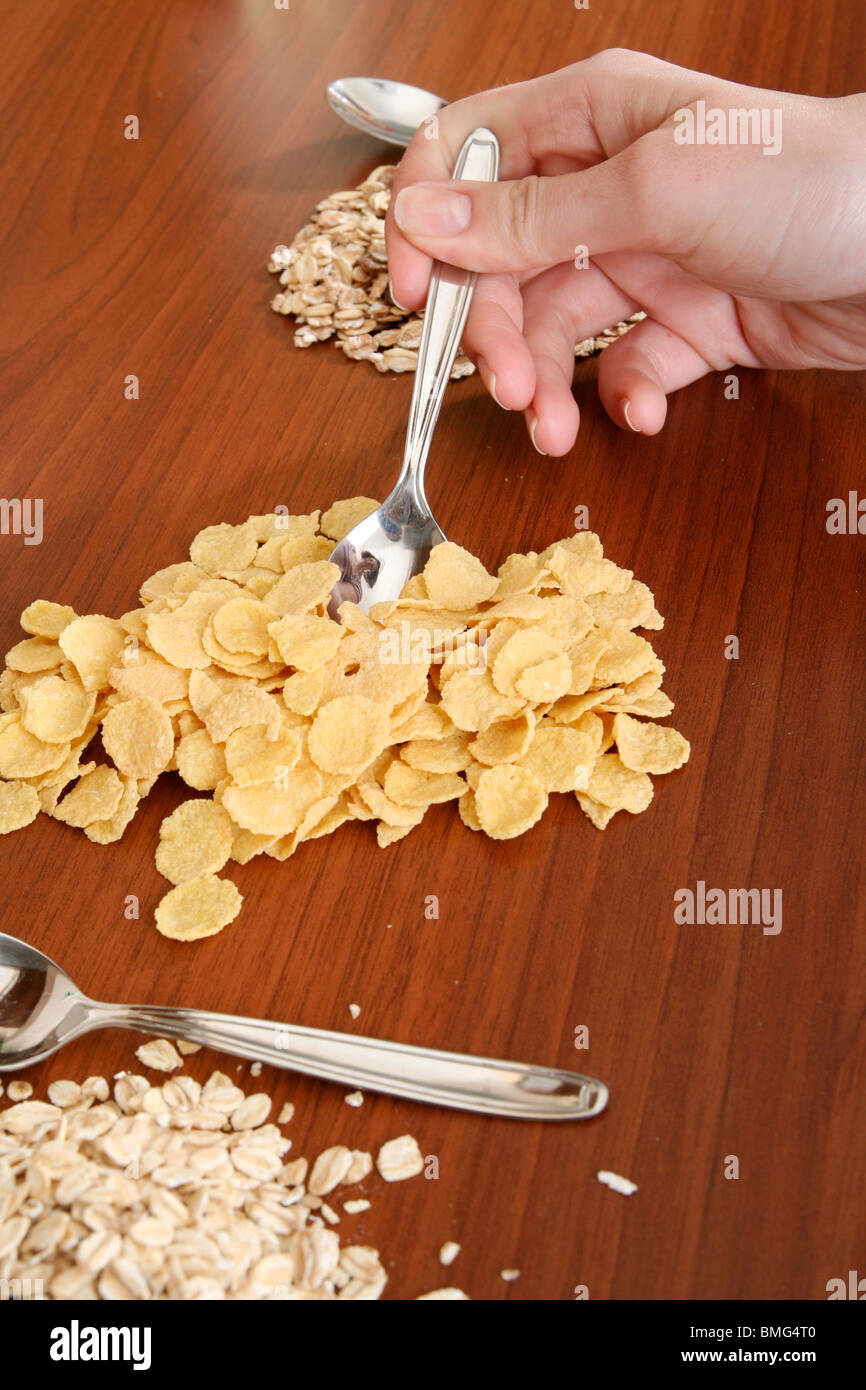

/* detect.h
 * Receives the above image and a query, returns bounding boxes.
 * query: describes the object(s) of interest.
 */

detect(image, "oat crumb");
[344,1090,364,1108]
[135,1039,183,1073]
[440,1241,461,1266]
[348,1003,361,1019]
[597,1169,638,1196]
[376,1134,423,1182]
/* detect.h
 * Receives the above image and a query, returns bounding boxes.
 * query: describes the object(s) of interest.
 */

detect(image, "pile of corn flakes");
[0,501,689,941]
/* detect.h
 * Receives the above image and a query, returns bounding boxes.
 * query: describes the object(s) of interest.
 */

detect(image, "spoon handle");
[88,1001,607,1121]
[397,126,500,501]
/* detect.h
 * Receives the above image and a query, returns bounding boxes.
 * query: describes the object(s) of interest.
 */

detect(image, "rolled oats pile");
[0,1057,427,1300]
[267,165,473,377]
[267,164,642,373]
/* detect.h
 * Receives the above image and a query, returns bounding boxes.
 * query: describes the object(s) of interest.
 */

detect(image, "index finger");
[385,75,562,307]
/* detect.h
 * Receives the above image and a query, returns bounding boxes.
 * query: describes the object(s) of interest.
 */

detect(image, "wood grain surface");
[1,0,864,1302]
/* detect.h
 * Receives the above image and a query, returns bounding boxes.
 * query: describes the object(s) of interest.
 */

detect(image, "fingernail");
[477,359,510,410]
[528,413,547,455]
[388,280,408,311]
[624,399,641,433]
[393,185,472,236]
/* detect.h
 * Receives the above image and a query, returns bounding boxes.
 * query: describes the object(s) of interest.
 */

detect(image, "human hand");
[385,50,866,454]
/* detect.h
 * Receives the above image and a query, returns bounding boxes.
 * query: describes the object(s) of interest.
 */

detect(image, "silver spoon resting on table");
[327,126,499,617]
[0,932,608,1121]
[326,77,445,147]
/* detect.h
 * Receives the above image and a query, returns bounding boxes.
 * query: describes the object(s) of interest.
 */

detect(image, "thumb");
[391,133,721,274]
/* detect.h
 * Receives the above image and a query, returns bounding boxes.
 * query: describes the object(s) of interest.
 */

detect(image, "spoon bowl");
[326,77,445,147]
[327,503,445,612]
[0,931,92,1067]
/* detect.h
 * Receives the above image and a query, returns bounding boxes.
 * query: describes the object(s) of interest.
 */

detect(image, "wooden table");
[1,0,863,1302]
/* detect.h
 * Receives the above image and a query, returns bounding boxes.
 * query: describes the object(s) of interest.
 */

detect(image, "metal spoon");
[327,127,498,617]
[326,77,444,147]
[0,932,608,1121]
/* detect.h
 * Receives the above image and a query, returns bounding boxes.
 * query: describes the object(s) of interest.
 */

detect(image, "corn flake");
[139,561,203,602]
[54,766,125,827]
[587,753,654,813]
[101,697,174,779]
[282,668,325,716]
[110,651,189,704]
[495,552,546,596]
[383,762,466,807]
[0,719,70,779]
[440,669,522,732]
[18,675,96,744]
[279,535,334,568]
[613,712,691,774]
[84,777,141,844]
[469,711,536,765]
[520,725,595,793]
[587,580,656,629]
[59,616,126,691]
[457,787,482,831]
[155,799,234,884]
[319,496,380,541]
[204,686,282,743]
[265,562,340,616]
[492,627,563,699]
[155,874,243,941]
[356,778,425,827]
[225,723,303,786]
[0,779,41,834]
[475,765,548,839]
[515,652,572,704]
[20,600,78,639]
[248,510,319,542]
[212,597,274,656]
[221,765,324,836]
[146,593,222,670]
[6,638,63,674]
[377,820,420,847]
[401,730,472,773]
[546,545,632,599]
[423,541,498,609]
[575,792,620,829]
[309,695,390,776]
[176,729,227,790]
[268,614,342,671]
[592,627,657,687]
[190,522,258,577]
